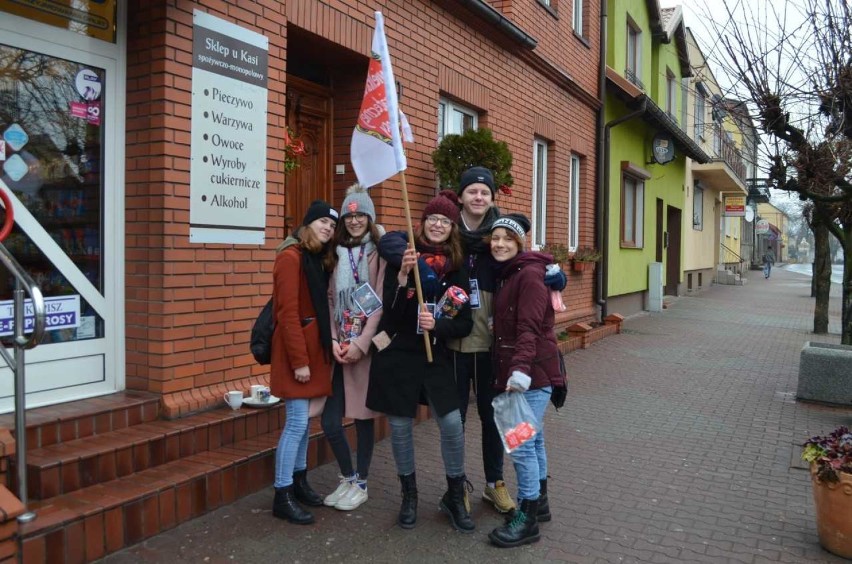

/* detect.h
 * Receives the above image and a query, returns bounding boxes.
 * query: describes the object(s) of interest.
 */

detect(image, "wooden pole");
[398,171,433,363]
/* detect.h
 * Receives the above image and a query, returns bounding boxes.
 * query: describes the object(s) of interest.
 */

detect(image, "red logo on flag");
[355,55,392,143]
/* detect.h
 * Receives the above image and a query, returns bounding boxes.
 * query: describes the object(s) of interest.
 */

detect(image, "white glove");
[507,370,531,392]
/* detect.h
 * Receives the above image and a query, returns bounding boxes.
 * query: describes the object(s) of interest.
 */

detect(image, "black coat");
[366,261,473,418]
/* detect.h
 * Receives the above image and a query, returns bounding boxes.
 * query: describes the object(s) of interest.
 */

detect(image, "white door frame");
[0,5,126,412]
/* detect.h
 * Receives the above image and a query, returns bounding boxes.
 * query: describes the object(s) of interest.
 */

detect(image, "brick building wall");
[124,0,601,416]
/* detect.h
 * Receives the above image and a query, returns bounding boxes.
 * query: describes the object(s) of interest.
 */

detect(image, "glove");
[544,264,567,291]
[417,258,439,297]
[507,370,531,392]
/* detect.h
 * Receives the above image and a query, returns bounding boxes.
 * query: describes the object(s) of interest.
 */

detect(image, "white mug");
[250,384,265,401]
[224,391,243,410]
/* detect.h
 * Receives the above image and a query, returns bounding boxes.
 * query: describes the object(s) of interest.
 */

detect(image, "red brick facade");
[124,0,601,416]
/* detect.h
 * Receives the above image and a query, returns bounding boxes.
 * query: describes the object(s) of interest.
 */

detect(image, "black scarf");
[302,248,333,362]
[459,206,501,255]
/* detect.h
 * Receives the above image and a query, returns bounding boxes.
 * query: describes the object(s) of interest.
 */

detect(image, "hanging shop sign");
[190,10,269,245]
[724,195,746,217]
[0,0,117,42]
[651,133,676,165]
[755,219,770,235]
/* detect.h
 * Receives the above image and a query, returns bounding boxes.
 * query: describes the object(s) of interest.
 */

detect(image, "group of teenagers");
[268,166,568,548]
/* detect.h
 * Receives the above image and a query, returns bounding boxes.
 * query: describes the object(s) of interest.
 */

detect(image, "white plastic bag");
[492,391,539,453]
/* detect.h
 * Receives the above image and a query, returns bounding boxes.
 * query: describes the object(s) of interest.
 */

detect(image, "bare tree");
[710,0,852,343]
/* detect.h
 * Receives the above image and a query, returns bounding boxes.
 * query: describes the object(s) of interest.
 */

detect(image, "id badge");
[469,278,481,309]
[352,283,383,317]
[416,303,436,334]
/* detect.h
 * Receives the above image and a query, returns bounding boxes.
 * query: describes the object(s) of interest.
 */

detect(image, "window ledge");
[573,31,590,48]
[537,0,559,19]
[620,242,641,249]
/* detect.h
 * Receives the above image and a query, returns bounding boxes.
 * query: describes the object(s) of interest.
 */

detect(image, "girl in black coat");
[366,191,474,533]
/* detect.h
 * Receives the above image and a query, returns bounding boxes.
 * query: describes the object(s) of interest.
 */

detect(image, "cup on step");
[250,384,270,402]
[224,391,243,410]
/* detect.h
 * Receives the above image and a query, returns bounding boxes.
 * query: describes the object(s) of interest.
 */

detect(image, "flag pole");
[399,171,433,363]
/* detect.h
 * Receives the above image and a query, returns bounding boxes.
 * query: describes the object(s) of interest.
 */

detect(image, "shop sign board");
[190,10,269,245]
[756,219,770,235]
[724,195,746,217]
[0,295,80,336]
[0,0,117,42]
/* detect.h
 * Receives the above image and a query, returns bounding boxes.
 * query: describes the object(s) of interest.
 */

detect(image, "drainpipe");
[598,98,648,318]
[594,0,608,320]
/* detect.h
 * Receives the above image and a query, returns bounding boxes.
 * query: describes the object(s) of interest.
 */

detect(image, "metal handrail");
[720,242,748,280]
[0,239,45,523]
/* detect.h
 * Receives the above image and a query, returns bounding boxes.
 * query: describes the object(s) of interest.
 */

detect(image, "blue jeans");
[764,262,772,278]
[274,398,310,488]
[510,387,551,501]
[388,399,465,478]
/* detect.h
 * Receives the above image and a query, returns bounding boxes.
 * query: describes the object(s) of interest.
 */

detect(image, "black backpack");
[250,298,274,365]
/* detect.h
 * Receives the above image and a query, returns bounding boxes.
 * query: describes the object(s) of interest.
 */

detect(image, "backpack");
[250,298,274,365]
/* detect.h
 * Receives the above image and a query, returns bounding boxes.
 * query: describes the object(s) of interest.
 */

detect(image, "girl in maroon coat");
[487,213,564,548]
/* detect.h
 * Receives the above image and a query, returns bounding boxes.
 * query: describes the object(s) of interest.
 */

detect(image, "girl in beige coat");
[321,184,386,511]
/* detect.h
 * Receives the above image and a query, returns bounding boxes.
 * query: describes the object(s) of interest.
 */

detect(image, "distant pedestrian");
[321,184,385,512]
[763,248,776,279]
[270,200,339,525]
[366,190,475,533]
[487,213,566,548]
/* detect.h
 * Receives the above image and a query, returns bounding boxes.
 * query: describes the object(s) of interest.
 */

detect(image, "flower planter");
[811,465,852,559]
[572,261,594,273]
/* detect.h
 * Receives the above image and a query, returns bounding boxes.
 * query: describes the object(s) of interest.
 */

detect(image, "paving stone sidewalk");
[104,267,851,563]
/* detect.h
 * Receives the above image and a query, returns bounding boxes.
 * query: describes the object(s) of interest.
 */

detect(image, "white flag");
[351,12,408,188]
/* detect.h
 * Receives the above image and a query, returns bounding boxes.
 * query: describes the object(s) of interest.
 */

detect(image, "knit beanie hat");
[491,213,530,240]
[340,183,375,221]
[302,200,339,226]
[423,190,461,223]
[457,166,496,197]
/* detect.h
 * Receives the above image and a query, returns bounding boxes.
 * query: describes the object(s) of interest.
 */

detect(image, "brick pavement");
[104,267,851,563]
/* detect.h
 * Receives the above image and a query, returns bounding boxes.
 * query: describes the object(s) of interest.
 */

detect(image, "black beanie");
[302,200,339,226]
[457,166,496,196]
[491,213,531,239]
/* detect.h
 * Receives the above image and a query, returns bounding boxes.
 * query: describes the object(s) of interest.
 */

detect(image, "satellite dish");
[745,207,754,222]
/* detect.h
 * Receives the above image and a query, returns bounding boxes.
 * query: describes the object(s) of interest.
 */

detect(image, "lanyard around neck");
[347,245,366,284]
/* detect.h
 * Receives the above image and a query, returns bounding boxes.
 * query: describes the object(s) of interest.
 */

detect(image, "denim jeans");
[388,398,465,478]
[453,351,504,483]
[274,398,310,488]
[321,364,375,479]
[764,262,772,278]
[510,387,551,501]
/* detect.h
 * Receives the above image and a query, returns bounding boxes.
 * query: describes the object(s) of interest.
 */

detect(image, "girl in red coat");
[270,200,339,525]
[487,213,564,548]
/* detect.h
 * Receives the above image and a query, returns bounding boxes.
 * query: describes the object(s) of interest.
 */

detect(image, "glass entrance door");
[0,19,124,412]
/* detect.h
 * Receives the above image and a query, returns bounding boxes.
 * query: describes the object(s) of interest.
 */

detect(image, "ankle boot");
[488,498,540,548]
[293,469,323,507]
[273,486,315,524]
[537,478,551,522]
[439,474,475,533]
[398,472,418,529]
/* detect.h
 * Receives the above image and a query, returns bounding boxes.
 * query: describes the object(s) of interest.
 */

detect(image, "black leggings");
[320,363,375,479]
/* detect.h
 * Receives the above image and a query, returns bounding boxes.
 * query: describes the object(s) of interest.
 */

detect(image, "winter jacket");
[328,248,385,420]
[492,252,562,391]
[270,238,333,400]
[366,258,473,418]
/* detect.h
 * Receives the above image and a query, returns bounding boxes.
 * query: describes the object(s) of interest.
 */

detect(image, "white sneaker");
[324,475,355,507]
[334,483,368,511]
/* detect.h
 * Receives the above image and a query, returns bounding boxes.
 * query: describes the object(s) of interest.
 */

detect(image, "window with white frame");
[438,98,478,142]
[569,154,581,251]
[573,0,583,34]
[621,174,644,247]
[666,69,677,120]
[694,82,706,141]
[693,183,704,230]
[626,18,642,87]
[532,139,549,249]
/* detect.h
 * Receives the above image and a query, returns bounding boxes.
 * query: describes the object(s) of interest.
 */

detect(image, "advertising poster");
[0,295,80,336]
[724,195,746,217]
[190,10,268,245]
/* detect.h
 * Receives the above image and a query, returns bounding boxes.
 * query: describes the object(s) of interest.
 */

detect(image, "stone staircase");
[715,267,748,286]
[0,390,378,563]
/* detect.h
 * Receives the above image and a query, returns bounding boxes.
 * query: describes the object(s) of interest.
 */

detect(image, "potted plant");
[432,128,514,194]
[802,425,852,558]
[541,243,570,266]
[570,246,602,272]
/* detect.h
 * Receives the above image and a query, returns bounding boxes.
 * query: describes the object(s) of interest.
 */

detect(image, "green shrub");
[432,128,514,192]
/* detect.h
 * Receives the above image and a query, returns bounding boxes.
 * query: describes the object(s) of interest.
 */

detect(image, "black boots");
[537,478,551,522]
[273,486,314,524]
[293,469,323,507]
[489,498,540,548]
[398,472,418,529]
[439,474,475,533]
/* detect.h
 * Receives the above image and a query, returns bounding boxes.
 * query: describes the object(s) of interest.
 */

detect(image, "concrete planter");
[797,342,852,406]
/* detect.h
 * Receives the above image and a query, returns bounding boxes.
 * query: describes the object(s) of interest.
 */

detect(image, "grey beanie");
[340,183,376,221]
